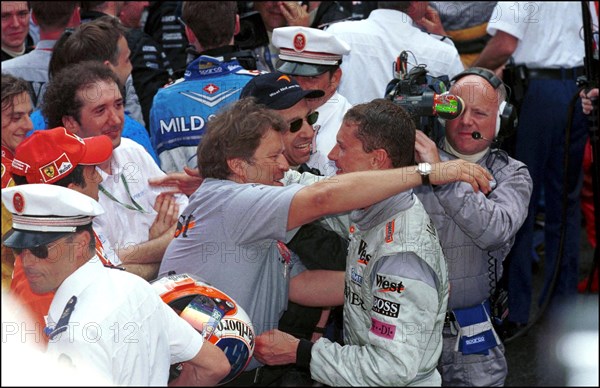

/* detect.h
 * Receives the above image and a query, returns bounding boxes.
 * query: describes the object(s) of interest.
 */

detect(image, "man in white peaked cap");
[272,26,352,177]
[1,183,230,386]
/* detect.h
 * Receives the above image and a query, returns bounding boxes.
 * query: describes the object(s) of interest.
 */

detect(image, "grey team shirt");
[158,178,307,371]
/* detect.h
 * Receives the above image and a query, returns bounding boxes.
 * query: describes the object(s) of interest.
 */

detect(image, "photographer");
[413,68,533,386]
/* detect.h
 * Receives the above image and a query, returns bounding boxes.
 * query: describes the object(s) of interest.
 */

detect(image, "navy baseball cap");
[240,71,324,110]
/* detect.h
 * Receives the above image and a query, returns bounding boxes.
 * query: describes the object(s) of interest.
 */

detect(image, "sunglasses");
[289,111,319,133]
[12,239,62,259]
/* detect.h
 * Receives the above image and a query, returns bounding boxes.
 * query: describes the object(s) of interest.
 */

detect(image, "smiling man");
[1,1,32,62]
[240,71,323,170]
[41,61,188,280]
[1,73,33,290]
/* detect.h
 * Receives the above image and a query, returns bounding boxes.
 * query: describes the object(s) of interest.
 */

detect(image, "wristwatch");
[416,162,432,185]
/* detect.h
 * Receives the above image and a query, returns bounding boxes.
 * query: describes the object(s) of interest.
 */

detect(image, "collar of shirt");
[35,39,57,51]
[184,55,243,80]
[368,8,416,28]
[351,190,415,230]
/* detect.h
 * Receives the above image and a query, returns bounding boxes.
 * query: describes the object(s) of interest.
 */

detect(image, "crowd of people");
[1,1,597,386]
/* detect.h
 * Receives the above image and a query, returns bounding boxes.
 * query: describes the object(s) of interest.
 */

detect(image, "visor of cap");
[276,60,334,77]
[79,135,113,165]
[2,228,71,250]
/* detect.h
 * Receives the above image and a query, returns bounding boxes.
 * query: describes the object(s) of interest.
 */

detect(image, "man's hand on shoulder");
[149,166,203,197]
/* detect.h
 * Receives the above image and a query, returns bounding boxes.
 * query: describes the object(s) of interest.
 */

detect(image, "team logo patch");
[293,33,306,52]
[375,275,405,294]
[174,214,196,238]
[58,161,73,176]
[277,74,291,83]
[203,83,219,94]
[40,153,73,182]
[372,296,400,318]
[370,317,396,339]
[42,165,56,180]
[385,220,395,243]
[350,267,363,286]
[13,192,25,214]
[356,240,371,265]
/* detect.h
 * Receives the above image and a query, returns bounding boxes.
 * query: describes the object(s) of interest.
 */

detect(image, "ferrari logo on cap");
[42,165,56,180]
[293,33,306,52]
[13,192,25,214]
[277,75,291,83]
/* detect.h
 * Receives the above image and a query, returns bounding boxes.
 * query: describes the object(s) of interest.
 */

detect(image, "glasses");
[289,111,319,133]
[12,239,62,259]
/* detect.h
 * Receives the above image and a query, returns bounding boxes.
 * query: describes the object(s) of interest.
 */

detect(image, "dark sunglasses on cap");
[289,111,319,133]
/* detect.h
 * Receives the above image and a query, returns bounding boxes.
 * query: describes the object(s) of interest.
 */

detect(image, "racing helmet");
[151,273,255,385]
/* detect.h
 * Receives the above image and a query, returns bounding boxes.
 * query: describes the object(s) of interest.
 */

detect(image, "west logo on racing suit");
[357,240,372,265]
[375,274,405,294]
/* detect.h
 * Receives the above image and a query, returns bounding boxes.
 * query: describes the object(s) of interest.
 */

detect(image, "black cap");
[240,71,324,110]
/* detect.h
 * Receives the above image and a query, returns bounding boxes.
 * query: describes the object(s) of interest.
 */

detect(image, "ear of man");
[227,158,248,182]
[372,148,390,169]
[61,115,80,134]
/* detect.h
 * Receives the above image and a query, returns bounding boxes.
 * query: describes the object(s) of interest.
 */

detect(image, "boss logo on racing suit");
[357,240,372,265]
[375,275,405,294]
[344,283,366,310]
[350,267,363,285]
[372,296,400,317]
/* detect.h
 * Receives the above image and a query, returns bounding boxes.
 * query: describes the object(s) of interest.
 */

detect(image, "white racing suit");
[310,192,449,386]
[414,146,532,386]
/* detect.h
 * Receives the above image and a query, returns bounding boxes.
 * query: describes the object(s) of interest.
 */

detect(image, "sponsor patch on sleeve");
[370,317,396,339]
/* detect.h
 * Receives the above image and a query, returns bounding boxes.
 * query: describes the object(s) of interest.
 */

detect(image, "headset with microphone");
[471,131,492,142]
[447,67,518,141]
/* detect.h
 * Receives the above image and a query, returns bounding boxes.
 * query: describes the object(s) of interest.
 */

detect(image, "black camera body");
[385,57,453,139]
[386,64,452,116]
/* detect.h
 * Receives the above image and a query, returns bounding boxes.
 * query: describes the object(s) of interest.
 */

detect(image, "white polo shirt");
[94,138,189,264]
[46,259,203,385]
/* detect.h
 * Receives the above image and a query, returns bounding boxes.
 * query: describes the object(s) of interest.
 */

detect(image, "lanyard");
[99,173,149,213]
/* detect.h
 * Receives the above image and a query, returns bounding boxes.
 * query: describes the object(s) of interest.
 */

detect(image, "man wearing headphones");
[413,67,533,386]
